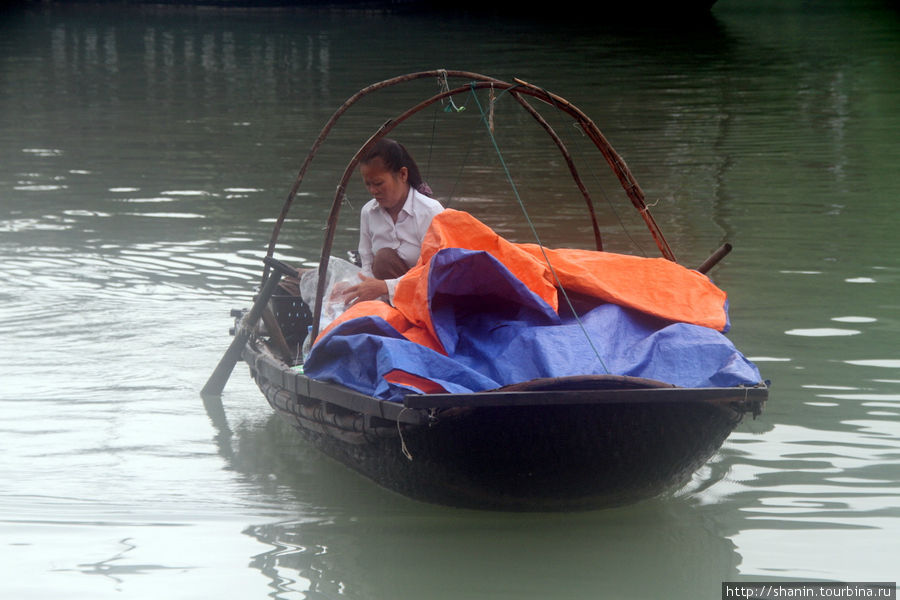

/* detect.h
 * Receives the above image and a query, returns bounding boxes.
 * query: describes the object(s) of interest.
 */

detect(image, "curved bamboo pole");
[261,69,645,276]
[262,70,507,281]
[308,78,676,339]
[506,91,603,251]
[512,78,676,262]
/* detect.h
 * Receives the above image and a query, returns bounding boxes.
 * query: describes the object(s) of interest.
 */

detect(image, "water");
[1,1,898,598]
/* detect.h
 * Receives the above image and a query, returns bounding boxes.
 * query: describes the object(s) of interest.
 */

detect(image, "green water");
[1,2,898,598]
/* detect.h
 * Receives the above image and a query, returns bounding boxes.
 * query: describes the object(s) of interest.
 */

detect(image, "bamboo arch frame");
[261,70,676,340]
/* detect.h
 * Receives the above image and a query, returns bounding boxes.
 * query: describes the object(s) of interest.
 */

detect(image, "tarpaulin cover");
[303,210,762,402]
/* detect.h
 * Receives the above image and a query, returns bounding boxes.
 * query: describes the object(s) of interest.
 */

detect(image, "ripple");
[160,190,210,196]
[14,184,67,191]
[125,212,206,219]
[845,277,876,283]
[21,148,63,157]
[62,210,110,218]
[814,393,900,401]
[224,188,263,198]
[803,385,858,390]
[785,328,861,337]
[845,360,900,369]
[113,197,176,203]
[0,218,71,232]
[832,316,877,323]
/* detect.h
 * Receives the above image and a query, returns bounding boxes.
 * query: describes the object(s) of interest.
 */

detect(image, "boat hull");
[246,340,764,511]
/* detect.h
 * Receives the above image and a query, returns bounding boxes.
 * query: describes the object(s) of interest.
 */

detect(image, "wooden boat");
[203,70,767,511]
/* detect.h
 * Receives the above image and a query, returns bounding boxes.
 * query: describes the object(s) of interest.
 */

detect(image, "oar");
[200,257,299,399]
[697,243,732,274]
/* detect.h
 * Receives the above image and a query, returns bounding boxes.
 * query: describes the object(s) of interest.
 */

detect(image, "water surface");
[1,1,898,597]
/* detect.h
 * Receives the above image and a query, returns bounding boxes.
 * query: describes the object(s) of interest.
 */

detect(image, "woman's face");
[361,158,409,214]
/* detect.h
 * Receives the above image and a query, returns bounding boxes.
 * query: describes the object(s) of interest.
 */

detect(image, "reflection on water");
[244,507,739,599]
[1,1,899,598]
[222,414,741,599]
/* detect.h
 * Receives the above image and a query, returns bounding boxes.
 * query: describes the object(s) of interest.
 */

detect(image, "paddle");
[697,243,732,274]
[200,256,299,399]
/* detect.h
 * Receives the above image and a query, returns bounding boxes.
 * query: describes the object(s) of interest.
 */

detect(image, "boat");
[202,70,767,511]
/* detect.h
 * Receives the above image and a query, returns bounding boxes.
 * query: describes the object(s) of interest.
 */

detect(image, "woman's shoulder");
[412,189,444,212]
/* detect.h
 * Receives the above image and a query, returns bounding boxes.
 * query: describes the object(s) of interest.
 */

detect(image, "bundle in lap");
[304,210,762,402]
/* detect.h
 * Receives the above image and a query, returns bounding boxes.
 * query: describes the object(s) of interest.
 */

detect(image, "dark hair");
[360,138,432,196]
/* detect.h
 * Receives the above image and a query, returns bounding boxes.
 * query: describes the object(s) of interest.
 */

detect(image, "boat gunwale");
[405,385,767,411]
[243,335,767,425]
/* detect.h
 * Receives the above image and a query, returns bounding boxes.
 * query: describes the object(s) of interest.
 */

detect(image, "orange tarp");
[318,209,728,351]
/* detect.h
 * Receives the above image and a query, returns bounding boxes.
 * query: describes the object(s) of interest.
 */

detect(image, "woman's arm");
[341,273,388,305]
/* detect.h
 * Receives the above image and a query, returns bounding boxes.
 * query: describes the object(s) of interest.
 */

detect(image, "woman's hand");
[342,274,388,305]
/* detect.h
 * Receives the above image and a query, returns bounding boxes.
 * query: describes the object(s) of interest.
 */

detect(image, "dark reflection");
[209,380,900,596]
[214,412,742,599]
[244,506,738,599]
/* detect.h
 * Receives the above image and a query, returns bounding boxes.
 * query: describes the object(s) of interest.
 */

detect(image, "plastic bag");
[298,256,362,335]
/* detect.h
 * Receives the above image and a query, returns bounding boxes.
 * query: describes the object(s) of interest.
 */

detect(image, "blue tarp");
[303,247,762,403]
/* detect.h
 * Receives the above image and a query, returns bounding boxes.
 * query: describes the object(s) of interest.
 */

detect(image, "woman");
[342,138,443,305]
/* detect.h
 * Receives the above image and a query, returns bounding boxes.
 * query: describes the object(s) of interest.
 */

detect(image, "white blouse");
[358,187,444,302]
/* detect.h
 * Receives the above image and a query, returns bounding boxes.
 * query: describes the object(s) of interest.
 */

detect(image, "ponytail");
[361,138,432,197]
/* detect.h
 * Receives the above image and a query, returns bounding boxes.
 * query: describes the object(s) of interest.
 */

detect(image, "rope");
[568,125,649,257]
[420,72,483,210]
[438,70,467,113]
[517,80,653,259]
[397,408,414,461]
[468,83,610,375]
[431,73,474,209]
